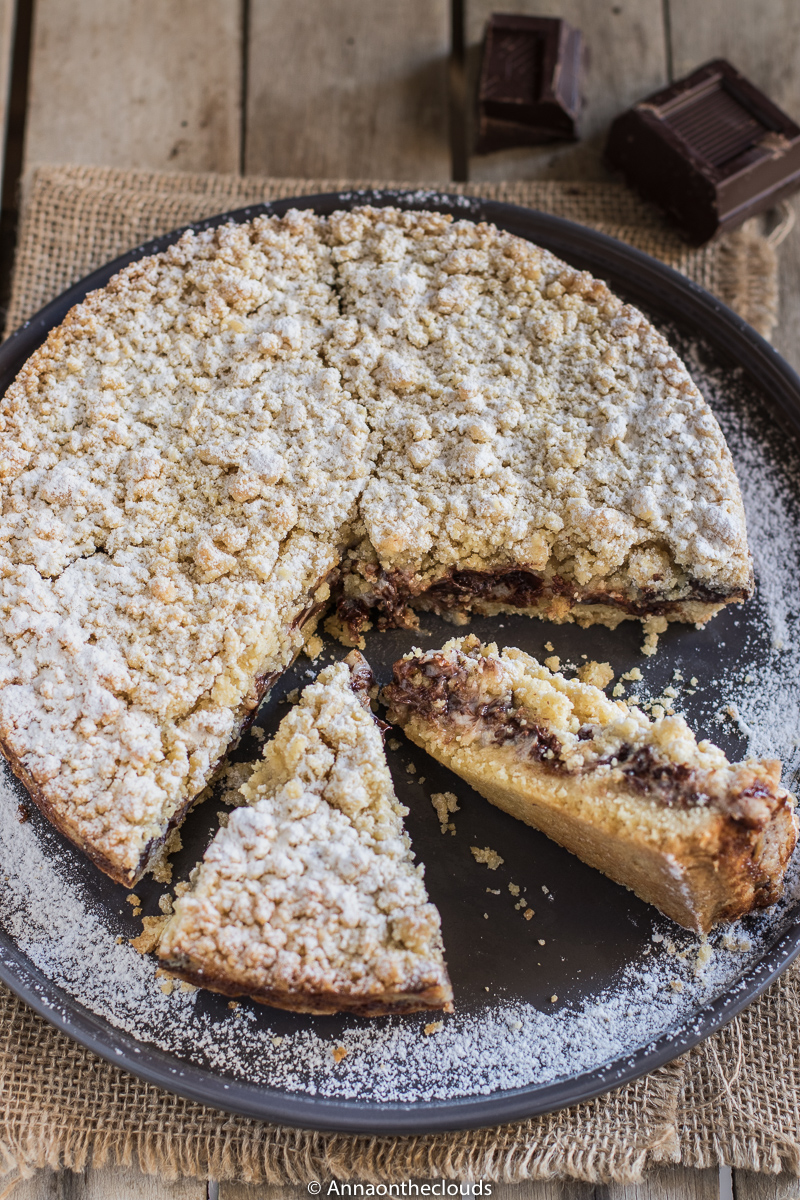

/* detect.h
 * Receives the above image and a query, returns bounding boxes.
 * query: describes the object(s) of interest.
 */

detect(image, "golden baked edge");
[392,716,797,935]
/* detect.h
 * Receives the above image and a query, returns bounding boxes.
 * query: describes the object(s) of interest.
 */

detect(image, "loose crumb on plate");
[471,846,504,870]
[577,661,614,689]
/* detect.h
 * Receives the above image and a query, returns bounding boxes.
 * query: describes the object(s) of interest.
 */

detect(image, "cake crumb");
[544,641,554,652]
[388,739,401,751]
[285,688,300,704]
[622,668,643,682]
[612,683,626,697]
[670,979,684,992]
[303,631,324,660]
[158,893,174,916]
[484,913,489,919]
[508,883,520,897]
[524,910,534,921]
[486,888,500,895]
[538,939,546,945]
[471,845,504,870]
[179,980,197,994]
[228,1000,239,1010]
[332,1045,348,1064]
[541,885,550,894]
[544,655,560,672]
[174,881,191,898]
[695,943,714,975]
[406,762,417,774]
[550,995,558,1003]
[577,661,614,689]
[641,615,667,656]
[424,1021,443,1036]
[272,1036,283,1047]
[158,978,174,996]
[431,791,460,833]
[129,915,168,955]
[690,677,699,687]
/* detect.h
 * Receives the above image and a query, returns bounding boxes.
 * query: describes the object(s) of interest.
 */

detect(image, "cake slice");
[157,652,453,1015]
[383,635,797,933]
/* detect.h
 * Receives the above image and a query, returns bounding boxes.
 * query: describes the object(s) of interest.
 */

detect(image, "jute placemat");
[0,165,796,1187]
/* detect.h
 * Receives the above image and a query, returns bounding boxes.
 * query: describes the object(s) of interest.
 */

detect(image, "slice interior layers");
[157,652,453,1016]
[383,635,797,933]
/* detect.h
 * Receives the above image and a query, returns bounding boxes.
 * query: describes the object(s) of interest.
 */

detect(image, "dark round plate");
[1,189,800,1135]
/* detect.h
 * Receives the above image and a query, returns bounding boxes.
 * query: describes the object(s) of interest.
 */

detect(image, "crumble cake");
[0,205,753,885]
[157,653,453,1015]
[383,636,796,932]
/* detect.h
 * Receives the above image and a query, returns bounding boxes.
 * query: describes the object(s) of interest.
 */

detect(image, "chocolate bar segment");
[476,14,584,153]
[606,59,800,244]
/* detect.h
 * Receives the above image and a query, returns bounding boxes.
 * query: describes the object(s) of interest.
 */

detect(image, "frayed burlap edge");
[0,985,685,1185]
[0,165,794,1185]
[5,165,779,340]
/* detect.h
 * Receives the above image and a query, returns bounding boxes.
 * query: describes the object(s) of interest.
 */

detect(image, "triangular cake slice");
[383,635,797,933]
[158,652,453,1015]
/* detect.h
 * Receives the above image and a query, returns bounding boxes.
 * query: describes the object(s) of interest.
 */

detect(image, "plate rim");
[1,187,800,1134]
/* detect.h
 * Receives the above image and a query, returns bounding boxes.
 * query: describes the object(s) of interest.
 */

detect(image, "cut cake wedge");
[157,652,453,1015]
[383,636,797,933]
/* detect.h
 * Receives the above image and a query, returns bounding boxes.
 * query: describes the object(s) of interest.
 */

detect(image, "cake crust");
[383,636,797,933]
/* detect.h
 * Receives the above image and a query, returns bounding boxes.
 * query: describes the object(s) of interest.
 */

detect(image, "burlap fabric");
[0,165,796,1186]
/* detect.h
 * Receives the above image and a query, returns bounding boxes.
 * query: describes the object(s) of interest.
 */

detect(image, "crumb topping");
[158,658,451,1004]
[0,205,752,879]
[384,634,789,825]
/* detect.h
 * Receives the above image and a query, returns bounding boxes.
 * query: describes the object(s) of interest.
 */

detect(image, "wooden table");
[1,1,799,1197]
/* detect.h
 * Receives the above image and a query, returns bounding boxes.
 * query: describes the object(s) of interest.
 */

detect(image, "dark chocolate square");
[476,14,584,153]
[606,59,800,243]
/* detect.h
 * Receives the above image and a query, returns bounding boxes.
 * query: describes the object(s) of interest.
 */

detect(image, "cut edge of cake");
[382,635,797,934]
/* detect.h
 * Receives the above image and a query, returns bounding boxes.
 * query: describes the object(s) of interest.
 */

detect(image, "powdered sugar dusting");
[1,327,800,1108]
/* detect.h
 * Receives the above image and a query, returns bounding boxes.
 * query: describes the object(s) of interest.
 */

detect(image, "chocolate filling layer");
[384,653,780,824]
[335,562,749,640]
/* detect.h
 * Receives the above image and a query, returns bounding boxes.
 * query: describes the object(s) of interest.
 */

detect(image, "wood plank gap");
[449,0,468,181]
[239,0,250,175]
[0,0,33,332]
[662,0,674,83]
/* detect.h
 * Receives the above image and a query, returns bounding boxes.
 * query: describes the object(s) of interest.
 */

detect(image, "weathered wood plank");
[219,1169,723,1200]
[10,1165,206,1198]
[666,0,800,373]
[22,0,242,174]
[464,0,668,182]
[606,1164,721,1197]
[734,1172,800,1198]
[244,0,451,181]
[219,1184,595,1200]
[0,0,16,202]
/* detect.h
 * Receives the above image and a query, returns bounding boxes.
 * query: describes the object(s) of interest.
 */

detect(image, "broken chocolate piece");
[476,14,584,153]
[606,59,800,244]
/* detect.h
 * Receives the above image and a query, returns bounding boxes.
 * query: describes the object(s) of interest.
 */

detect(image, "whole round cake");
[0,206,753,885]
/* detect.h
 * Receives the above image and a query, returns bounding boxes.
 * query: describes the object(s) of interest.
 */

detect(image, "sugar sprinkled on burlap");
[0,165,795,1185]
